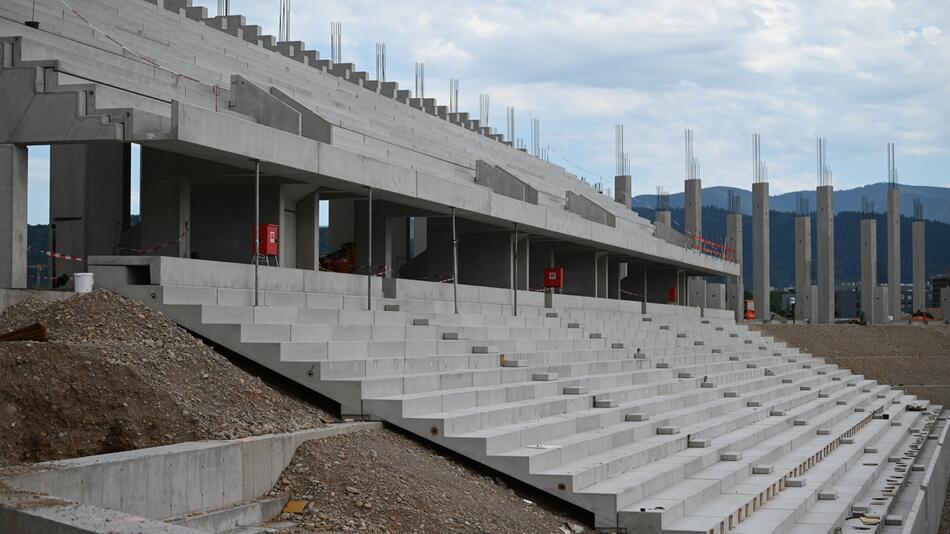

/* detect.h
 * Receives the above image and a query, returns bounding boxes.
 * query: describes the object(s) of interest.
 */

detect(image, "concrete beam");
[295,192,319,270]
[816,185,834,323]
[229,76,301,135]
[564,191,616,228]
[753,182,769,321]
[474,161,539,205]
[0,144,27,288]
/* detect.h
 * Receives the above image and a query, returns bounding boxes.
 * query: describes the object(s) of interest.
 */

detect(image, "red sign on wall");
[544,267,564,289]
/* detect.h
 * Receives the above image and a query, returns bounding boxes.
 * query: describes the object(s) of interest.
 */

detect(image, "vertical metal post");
[513,223,518,317]
[253,159,260,307]
[367,187,373,311]
[451,207,459,315]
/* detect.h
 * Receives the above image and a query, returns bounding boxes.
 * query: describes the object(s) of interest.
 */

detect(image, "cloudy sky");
[26,0,950,222]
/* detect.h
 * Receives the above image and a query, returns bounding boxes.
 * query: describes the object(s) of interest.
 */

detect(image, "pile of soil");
[0,290,328,466]
[268,427,591,534]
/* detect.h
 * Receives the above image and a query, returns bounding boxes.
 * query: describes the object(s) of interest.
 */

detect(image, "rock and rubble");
[0,290,328,466]
[267,427,592,534]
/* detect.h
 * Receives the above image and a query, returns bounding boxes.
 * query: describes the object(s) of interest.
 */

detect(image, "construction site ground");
[753,322,950,533]
[0,290,590,532]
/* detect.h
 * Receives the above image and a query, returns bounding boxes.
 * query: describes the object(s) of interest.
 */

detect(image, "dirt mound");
[0,290,328,466]
[269,427,591,534]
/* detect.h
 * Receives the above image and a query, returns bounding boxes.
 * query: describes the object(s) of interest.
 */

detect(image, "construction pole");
[452,207,459,315]
[253,159,260,307]
[513,223,519,317]
[367,187,373,311]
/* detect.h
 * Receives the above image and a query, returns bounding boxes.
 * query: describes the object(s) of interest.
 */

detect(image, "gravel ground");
[268,427,592,534]
[752,322,950,533]
[0,290,329,466]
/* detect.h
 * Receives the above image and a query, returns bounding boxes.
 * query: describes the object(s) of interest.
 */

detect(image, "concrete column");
[912,219,925,312]
[706,282,725,310]
[0,144,27,289]
[887,188,901,319]
[752,182,770,321]
[655,210,672,228]
[942,288,950,323]
[794,215,812,322]
[684,178,702,242]
[875,286,889,324]
[51,143,131,276]
[328,199,355,253]
[295,192,319,270]
[860,218,877,323]
[596,252,608,298]
[277,185,290,266]
[688,277,706,308]
[412,217,427,257]
[725,212,743,321]
[816,185,835,323]
[516,234,530,291]
[384,217,394,278]
[138,147,192,259]
[614,175,632,210]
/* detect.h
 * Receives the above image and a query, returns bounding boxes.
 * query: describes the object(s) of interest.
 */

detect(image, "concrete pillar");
[328,199,355,253]
[860,218,877,323]
[752,182,770,321]
[912,219,925,312]
[277,185,291,267]
[688,277,706,308]
[875,286,889,324]
[614,175,632,210]
[655,210,672,228]
[140,147,191,259]
[295,192,320,270]
[887,188,901,319]
[816,185,835,323]
[516,234,529,291]
[725,212,743,321]
[413,217,427,257]
[684,178,702,242]
[457,232,511,290]
[794,215,812,322]
[384,217,394,278]
[0,144,27,289]
[51,143,131,276]
[942,288,950,323]
[596,252,608,298]
[706,282,724,310]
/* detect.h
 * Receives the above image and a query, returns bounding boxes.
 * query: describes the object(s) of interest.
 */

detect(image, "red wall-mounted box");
[543,267,564,289]
[257,224,279,256]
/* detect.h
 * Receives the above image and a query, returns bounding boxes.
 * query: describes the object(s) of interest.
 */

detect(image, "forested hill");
[633,206,950,289]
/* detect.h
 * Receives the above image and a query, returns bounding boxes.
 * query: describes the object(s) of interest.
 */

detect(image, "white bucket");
[74,272,94,293]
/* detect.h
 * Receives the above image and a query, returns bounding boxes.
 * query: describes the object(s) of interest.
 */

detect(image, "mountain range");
[634,183,950,225]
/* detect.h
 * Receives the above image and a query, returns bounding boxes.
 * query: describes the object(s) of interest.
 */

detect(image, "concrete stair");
[90,259,947,533]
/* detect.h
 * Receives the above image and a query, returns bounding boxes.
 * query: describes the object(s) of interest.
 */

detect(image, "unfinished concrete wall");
[794,215,812,322]
[816,185,834,323]
[50,143,131,277]
[614,175,632,210]
[887,187,901,319]
[913,219,925,312]
[752,182,769,321]
[687,277,706,308]
[0,144,27,289]
[860,218,877,323]
[725,212,743,321]
[706,282,724,310]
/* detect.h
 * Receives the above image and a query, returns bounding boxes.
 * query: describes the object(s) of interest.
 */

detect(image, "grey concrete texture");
[943,288,950,322]
[726,212,743,321]
[564,191,616,228]
[860,218,877,323]
[0,144,27,288]
[4,423,378,522]
[913,220,925,312]
[230,75,302,136]
[475,160,539,205]
[753,182,769,321]
[614,175,632,209]
[817,185,835,323]
[0,0,738,283]
[888,188,901,319]
[794,215,812,322]
[684,178,702,240]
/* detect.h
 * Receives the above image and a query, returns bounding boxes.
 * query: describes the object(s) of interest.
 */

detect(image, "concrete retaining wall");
[3,423,378,523]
